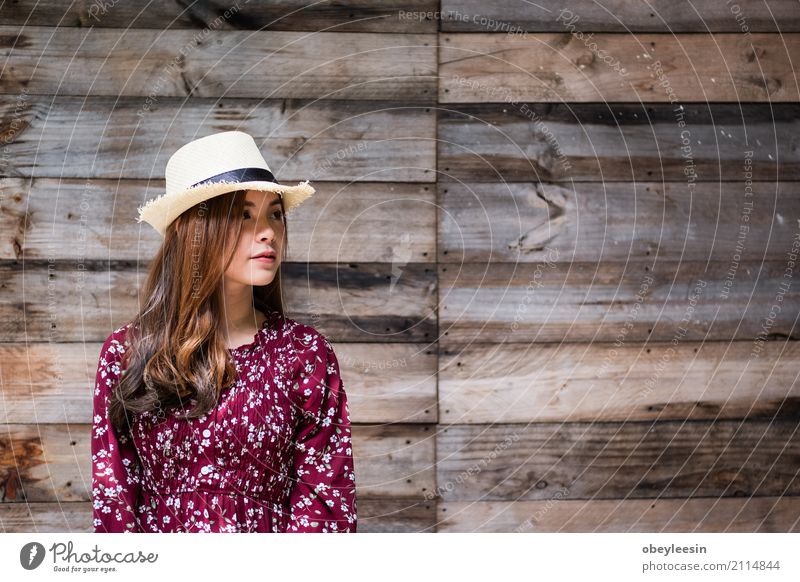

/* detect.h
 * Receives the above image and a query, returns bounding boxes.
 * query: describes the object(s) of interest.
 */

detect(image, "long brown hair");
[108,189,287,434]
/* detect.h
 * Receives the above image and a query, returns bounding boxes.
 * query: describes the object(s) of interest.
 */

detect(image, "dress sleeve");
[285,332,357,533]
[91,326,143,533]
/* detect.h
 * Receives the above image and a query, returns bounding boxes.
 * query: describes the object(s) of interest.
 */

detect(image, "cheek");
[224,237,250,274]
[237,243,252,268]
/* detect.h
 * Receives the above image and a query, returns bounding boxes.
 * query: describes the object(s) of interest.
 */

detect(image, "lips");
[251,250,276,259]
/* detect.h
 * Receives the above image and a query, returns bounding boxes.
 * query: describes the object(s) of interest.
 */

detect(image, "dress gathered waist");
[140,485,286,505]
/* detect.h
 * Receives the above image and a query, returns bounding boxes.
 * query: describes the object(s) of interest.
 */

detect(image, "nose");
[256,218,277,242]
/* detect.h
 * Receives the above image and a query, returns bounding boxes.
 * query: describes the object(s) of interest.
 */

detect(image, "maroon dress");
[91,311,357,533]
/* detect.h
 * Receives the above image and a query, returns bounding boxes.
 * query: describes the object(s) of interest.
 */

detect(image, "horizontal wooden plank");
[440,341,800,423]
[0,497,436,532]
[440,33,800,103]
[0,502,90,533]
[440,260,799,344]
[0,0,440,32]
[438,103,800,182]
[0,262,437,342]
[0,178,436,263]
[440,0,800,32]
[0,26,437,101]
[347,424,437,499]
[0,423,434,502]
[356,497,437,532]
[438,497,800,532]
[338,343,438,423]
[436,420,800,501]
[0,341,437,424]
[439,181,800,262]
[0,95,436,182]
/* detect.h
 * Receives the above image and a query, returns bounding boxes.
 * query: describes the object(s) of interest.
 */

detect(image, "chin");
[229,269,277,286]
[250,272,277,285]
[230,259,281,284]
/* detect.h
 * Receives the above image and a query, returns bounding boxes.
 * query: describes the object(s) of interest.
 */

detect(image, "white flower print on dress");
[91,312,357,533]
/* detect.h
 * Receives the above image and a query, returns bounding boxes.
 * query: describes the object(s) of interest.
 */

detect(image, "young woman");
[91,131,357,533]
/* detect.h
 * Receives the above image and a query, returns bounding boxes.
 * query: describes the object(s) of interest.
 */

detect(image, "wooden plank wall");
[1,0,799,533]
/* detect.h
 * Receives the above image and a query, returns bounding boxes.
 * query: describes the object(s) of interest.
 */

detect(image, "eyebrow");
[244,199,282,208]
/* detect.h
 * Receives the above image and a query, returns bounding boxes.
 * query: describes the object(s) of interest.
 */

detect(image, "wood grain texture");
[0,497,437,532]
[355,497,437,532]
[0,423,434,502]
[281,261,438,341]
[0,178,437,263]
[439,260,800,344]
[439,181,800,263]
[438,103,800,182]
[439,340,800,423]
[0,341,437,424]
[0,0,440,32]
[440,0,800,32]
[1,1,798,534]
[0,502,92,533]
[435,420,800,501]
[0,96,436,181]
[0,262,437,342]
[0,26,437,101]
[438,497,800,532]
[440,33,800,102]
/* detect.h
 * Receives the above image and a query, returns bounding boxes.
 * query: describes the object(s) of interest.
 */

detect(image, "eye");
[243,209,283,221]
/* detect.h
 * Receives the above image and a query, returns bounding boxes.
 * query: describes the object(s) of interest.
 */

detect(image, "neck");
[221,282,262,331]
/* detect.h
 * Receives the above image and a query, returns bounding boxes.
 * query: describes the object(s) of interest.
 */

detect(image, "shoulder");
[273,316,342,399]
[94,323,134,395]
[97,322,134,368]
[272,314,334,359]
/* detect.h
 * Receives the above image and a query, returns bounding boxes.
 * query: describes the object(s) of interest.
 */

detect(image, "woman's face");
[224,189,285,286]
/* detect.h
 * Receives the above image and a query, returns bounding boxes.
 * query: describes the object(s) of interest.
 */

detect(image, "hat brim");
[136,179,315,237]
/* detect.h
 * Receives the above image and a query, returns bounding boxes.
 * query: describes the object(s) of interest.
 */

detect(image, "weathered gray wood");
[1,4,797,537]
[0,262,438,342]
[0,341,437,424]
[0,503,91,533]
[440,340,800,423]
[439,260,799,344]
[0,26,437,101]
[440,33,800,102]
[0,96,436,182]
[0,0,439,32]
[336,343,438,423]
[355,497,437,533]
[0,497,436,532]
[438,497,800,532]
[6,0,797,34]
[439,181,800,262]
[354,424,436,500]
[438,103,800,182]
[436,420,800,501]
[282,262,438,341]
[0,178,436,263]
[440,0,800,32]
[0,423,435,502]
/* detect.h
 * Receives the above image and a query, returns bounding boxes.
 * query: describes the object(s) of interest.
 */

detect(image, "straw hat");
[136,130,315,236]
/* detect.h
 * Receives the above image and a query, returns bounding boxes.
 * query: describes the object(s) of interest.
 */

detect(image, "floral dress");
[91,311,357,533]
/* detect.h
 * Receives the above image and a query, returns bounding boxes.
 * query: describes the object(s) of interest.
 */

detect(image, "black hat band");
[190,167,277,188]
